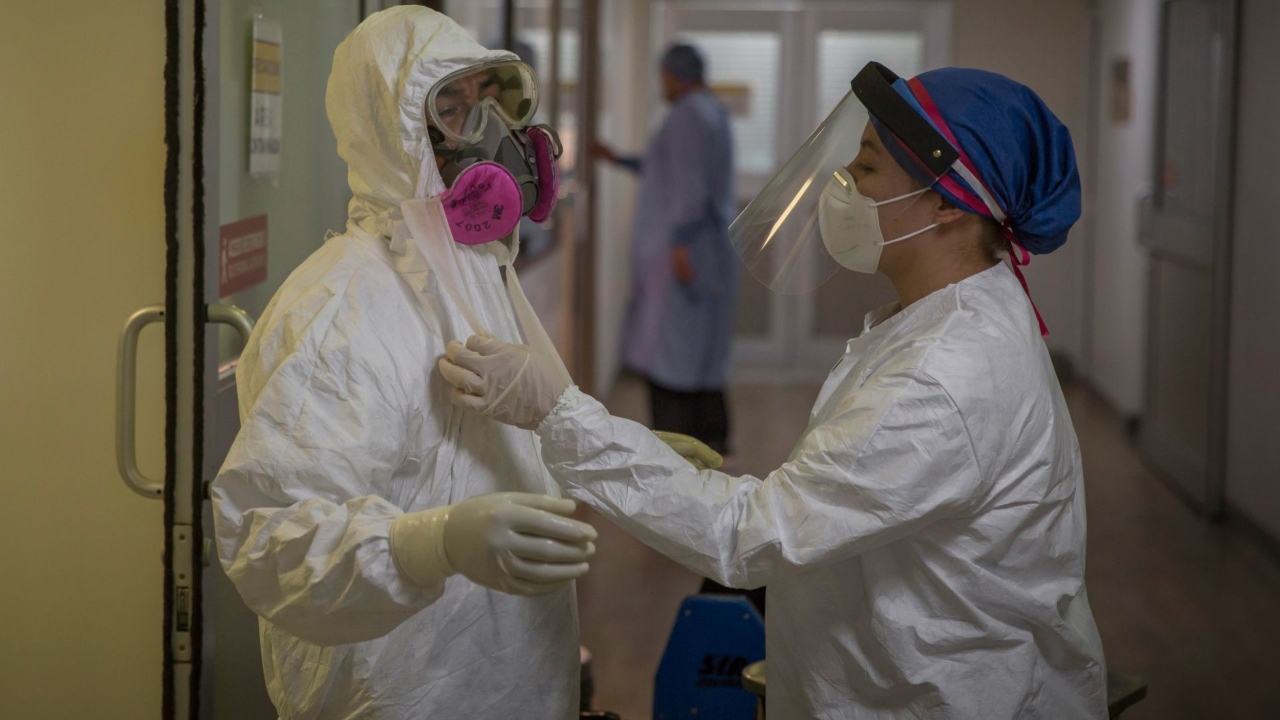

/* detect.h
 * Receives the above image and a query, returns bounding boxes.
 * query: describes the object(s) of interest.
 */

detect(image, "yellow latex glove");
[652,430,724,471]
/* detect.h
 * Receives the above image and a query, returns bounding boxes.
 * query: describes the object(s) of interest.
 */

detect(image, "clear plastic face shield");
[728,62,960,293]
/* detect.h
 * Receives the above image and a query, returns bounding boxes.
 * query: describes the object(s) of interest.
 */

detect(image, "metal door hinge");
[172,524,194,661]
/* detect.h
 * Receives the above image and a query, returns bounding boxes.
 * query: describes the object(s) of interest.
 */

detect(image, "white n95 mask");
[818,168,939,274]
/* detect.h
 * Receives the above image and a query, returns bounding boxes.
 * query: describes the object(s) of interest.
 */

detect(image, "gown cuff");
[537,384,585,436]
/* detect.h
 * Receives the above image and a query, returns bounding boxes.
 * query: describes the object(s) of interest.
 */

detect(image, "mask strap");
[870,186,930,208]
[502,225,573,387]
[878,222,939,247]
[871,184,936,245]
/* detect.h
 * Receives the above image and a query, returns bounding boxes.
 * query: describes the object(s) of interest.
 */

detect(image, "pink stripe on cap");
[908,77,1049,337]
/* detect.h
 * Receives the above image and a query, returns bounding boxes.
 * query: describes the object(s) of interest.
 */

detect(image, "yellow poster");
[249,17,283,176]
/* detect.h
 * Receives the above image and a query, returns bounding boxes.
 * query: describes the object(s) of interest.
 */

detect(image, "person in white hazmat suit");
[211,8,598,719]
[439,63,1109,718]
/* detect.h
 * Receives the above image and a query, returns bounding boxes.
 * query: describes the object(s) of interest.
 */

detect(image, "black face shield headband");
[850,62,958,177]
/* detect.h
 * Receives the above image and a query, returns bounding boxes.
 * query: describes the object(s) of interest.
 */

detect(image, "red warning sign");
[220,214,268,297]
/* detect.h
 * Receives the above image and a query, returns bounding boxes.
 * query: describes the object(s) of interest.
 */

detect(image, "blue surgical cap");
[662,44,706,85]
[873,67,1081,255]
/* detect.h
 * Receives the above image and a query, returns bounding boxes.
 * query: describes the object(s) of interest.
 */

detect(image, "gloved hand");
[390,492,597,597]
[437,333,570,430]
[653,430,724,471]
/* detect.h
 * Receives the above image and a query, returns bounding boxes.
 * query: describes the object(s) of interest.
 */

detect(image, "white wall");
[1226,0,1280,539]
[952,0,1093,369]
[1081,0,1160,416]
[594,0,652,393]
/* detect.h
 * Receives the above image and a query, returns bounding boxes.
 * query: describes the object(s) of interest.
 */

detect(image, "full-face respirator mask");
[426,60,562,245]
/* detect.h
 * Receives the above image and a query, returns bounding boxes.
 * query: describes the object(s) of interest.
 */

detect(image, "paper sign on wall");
[220,215,269,297]
[249,17,283,177]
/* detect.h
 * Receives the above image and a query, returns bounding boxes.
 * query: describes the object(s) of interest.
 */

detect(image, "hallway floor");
[576,374,1280,720]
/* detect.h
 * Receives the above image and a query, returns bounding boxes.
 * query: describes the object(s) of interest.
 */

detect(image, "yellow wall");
[0,2,166,717]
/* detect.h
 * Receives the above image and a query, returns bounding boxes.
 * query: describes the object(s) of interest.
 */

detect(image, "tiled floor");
[576,374,1280,719]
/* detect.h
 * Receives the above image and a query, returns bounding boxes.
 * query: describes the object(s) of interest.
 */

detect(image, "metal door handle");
[206,303,255,345]
[115,304,252,500]
[116,306,165,499]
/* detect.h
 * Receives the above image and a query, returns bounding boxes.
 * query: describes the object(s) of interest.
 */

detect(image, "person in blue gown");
[592,43,740,457]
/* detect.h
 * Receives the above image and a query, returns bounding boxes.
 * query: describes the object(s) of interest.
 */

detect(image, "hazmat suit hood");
[326,7,514,239]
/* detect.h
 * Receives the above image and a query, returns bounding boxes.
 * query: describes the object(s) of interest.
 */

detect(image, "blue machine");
[653,595,766,720]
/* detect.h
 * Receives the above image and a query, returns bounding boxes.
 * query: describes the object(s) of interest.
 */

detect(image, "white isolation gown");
[535,262,1108,719]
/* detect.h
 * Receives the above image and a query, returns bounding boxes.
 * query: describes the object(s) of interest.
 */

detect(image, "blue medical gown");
[620,89,739,392]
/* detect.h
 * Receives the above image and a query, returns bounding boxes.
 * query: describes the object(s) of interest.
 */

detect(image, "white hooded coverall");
[211,9,578,719]
[536,263,1108,719]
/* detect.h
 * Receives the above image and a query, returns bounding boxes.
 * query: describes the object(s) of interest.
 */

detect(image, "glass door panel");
[680,31,781,177]
[815,31,923,119]
[200,3,365,718]
[214,0,360,367]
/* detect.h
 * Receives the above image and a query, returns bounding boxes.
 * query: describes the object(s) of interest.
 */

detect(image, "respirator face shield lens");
[428,60,539,147]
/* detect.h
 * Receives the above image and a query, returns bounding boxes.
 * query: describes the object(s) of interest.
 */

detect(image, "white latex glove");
[437,333,570,430]
[389,492,597,596]
[652,431,724,471]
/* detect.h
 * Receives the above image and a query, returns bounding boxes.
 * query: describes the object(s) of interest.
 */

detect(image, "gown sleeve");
[535,364,984,589]
[211,280,444,647]
[616,155,643,174]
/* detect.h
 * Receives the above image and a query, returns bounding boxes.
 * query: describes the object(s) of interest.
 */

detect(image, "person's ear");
[932,197,968,226]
